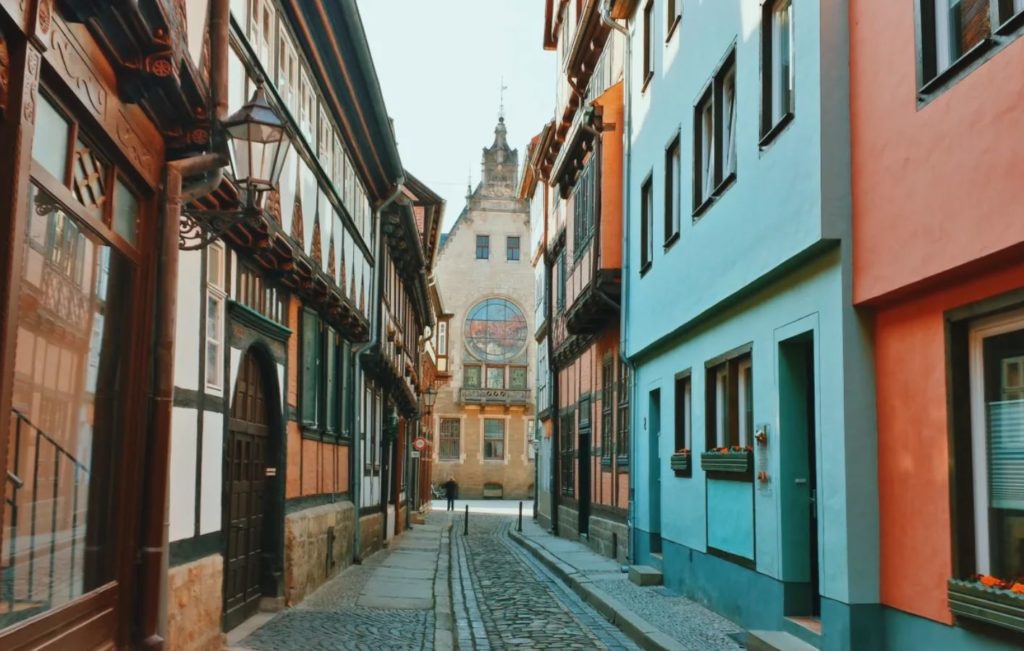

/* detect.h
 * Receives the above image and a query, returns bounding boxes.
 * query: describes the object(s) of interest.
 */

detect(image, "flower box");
[670,451,691,476]
[948,578,1024,634]
[700,448,753,475]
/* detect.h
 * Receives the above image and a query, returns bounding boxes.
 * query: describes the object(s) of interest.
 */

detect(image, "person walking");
[444,476,458,512]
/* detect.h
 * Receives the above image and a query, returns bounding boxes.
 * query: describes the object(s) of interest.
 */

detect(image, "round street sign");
[413,437,427,451]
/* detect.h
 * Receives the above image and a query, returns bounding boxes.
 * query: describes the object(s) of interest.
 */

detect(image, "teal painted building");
[620,1,878,648]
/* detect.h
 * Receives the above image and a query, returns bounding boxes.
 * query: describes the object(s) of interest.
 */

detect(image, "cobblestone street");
[226,502,745,650]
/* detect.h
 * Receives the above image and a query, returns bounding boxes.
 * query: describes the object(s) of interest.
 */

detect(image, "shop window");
[664,134,681,246]
[206,243,226,390]
[761,0,794,141]
[705,351,753,449]
[439,419,461,460]
[484,419,506,460]
[949,307,1024,587]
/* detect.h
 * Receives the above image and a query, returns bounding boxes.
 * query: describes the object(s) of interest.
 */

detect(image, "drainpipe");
[547,250,559,535]
[139,2,230,647]
[600,0,634,566]
[352,176,404,562]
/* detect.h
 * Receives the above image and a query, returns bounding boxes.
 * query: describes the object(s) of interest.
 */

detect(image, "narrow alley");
[227,503,742,650]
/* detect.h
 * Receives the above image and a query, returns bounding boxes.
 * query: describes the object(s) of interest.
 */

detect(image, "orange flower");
[1012,583,1024,594]
[979,575,1003,588]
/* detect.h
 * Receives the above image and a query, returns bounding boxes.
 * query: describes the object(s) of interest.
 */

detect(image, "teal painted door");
[648,389,662,554]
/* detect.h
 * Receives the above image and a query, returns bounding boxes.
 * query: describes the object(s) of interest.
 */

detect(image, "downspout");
[600,0,634,566]
[546,249,559,535]
[140,1,230,647]
[352,175,404,562]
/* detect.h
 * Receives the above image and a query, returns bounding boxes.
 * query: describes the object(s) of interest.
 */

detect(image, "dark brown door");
[223,351,269,630]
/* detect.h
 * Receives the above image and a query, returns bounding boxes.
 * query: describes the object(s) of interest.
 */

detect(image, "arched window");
[464,298,527,363]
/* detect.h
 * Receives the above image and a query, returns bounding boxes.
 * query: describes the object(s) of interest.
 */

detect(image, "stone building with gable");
[431,117,536,500]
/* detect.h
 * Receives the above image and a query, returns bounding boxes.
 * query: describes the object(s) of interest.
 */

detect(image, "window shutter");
[989,400,1024,510]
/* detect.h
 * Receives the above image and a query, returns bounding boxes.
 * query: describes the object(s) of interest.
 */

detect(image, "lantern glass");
[224,85,291,206]
[423,386,438,408]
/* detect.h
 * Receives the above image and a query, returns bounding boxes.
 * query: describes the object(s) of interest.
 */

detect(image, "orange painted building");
[852,1,1024,646]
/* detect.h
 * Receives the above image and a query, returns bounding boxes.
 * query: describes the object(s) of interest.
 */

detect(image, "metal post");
[464,504,469,536]
[518,501,523,532]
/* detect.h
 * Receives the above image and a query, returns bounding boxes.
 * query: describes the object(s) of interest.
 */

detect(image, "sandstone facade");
[166,555,224,651]
[284,501,355,606]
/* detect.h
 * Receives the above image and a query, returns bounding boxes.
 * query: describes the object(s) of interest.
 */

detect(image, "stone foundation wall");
[359,512,384,559]
[166,555,224,651]
[588,514,628,563]
[284,501,355,606]
[557,504,579,541]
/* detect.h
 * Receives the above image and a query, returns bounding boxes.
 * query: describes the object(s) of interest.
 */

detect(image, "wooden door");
[223,351,269,630]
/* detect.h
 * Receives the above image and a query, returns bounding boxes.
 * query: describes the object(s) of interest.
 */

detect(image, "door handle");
[794,478,807,485]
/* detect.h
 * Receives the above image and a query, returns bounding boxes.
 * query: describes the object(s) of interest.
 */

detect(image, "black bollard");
[518,501,523,532]
[464,504,469,535]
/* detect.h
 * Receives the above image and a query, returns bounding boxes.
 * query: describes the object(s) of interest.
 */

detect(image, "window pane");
[33,97,70,181]
[936,0,991,74]
[722,69,737,176]
[510,367,527,389]
[326,330,338,431]
[113,178,138,245]
[982,329,1024,580]
[484,419,505,460]
[301,310,320,424]
[486,367,505,388]
[464,365,481,388]
[772,0,794,122]
[701,100,715,201]
[440,419,460,460]
[3,185,131,630]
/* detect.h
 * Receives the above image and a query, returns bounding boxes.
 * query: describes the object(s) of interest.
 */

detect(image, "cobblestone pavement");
[451,511,640,650]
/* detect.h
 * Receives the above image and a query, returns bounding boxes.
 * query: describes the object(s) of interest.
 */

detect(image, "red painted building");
[852,1,1024,646]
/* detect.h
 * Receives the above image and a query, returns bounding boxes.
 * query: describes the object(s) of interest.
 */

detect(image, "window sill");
[713,171,736,198]
[692,194,716,220]
[917,38,996,105]
[948,578,1024,635]
[641,71,654,94]
[663,231,680,251]
[759,111,794,149]
[639,261,652,277]
[665,15,681,43]
[996,10,1024,36]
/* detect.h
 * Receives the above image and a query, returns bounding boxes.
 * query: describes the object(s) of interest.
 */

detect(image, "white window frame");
[722,67,737,177]
[437,321,448,356]
[737,357,752,447]
[700,97,715,203]
[968,308,1024,575]
[715,366,728,448]
[205,243,226,391]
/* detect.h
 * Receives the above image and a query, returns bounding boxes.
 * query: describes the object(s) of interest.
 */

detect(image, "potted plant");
[700,445,753,474]
[670,448,691,476]
[948,576,1024,634]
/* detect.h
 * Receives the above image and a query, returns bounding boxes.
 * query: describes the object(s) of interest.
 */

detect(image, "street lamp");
[422,385,438,411]
[223,85,292,208]
[179,84,292,249]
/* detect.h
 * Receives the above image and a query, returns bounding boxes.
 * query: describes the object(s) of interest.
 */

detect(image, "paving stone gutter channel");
[434,521,454,649]
[507,527,692,651]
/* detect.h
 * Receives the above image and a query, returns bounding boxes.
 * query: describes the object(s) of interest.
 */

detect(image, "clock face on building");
[464,298,528,363]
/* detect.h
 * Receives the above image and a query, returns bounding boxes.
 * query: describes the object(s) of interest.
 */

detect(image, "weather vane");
[500,76,508,120]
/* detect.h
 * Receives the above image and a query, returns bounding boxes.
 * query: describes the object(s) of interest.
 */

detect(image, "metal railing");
[2,409,90,626]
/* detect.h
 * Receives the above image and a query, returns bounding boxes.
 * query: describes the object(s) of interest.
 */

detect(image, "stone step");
[747,630,819,651]
[627,565,663,586]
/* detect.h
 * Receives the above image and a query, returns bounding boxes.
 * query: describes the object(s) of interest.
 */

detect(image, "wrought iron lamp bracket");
[179,205,261,251]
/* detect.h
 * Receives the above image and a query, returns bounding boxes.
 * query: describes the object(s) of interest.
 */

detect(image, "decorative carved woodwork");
[290,197,304,244]
[0,31,8,115]
[326,236,336,280]
[310,217,322,266]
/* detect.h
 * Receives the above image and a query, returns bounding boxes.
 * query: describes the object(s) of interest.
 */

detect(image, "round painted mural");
[464,298,528,363]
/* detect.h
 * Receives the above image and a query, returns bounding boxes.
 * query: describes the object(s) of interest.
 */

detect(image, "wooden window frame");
[616,359,631,460]
[205,242,226,391]
[664,134,681,248]
[506,235,521,262]
[666,0,683,41]
[439,418,461,461]
[642,0,655,90]
[760,0,795,145]
[915,1,1024,102]
[483,418,506,461]
[674,371,692,452]
[640,173,654,274]
[560,409,576,495]
[476,234,490,260]
[704,348,753,453]
[602,356,614,465]
[694,48,737,217]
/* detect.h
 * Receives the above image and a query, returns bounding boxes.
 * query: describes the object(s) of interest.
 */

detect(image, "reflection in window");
[2,185,131,630]
[32,96,70,180]
[464,299,528,363]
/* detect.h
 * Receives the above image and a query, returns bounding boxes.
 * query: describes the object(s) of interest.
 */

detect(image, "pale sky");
[359,1,555,231]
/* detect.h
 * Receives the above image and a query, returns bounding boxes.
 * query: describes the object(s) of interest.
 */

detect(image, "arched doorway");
[223,348,275,629]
